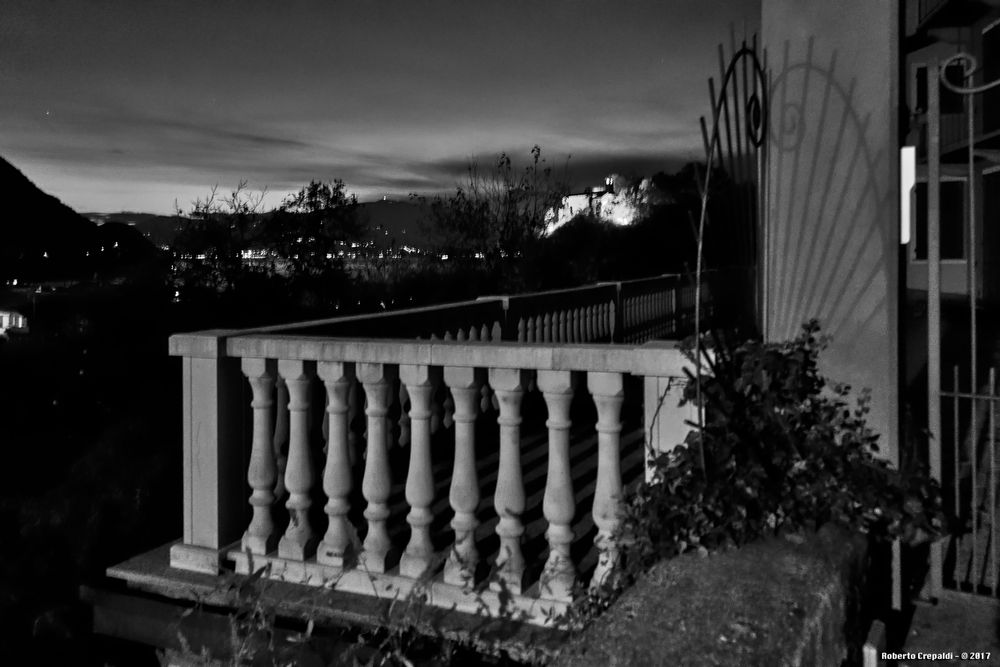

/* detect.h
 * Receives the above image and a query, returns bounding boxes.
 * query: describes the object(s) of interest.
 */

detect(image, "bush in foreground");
[563,321,945,629]
[628,319,943,562]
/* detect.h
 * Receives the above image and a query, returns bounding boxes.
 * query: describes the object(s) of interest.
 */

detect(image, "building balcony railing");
[107,271,737,628]
[917,0,951,27]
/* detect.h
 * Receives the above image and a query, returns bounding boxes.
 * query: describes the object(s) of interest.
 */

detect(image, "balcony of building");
[95,270,750,656]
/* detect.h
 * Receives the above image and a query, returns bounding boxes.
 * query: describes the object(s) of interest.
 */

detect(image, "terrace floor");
[901,591,1000,664]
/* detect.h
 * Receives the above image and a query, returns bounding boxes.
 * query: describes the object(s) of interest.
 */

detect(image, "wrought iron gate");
[697,32,767,335]
[925,53,1000,597]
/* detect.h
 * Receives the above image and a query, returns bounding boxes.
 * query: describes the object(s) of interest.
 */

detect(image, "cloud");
[0,0,760,212]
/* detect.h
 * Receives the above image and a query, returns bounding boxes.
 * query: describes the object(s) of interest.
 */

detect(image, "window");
[914,180,966,260]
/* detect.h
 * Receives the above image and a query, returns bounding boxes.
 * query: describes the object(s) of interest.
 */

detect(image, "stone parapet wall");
[553,526,870,667]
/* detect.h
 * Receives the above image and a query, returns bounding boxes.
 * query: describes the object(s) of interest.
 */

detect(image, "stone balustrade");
[167,332,699,625]
[502,284,619,343]
[161,275,724,626]
[222,272,716,346]
[617,274,698,343]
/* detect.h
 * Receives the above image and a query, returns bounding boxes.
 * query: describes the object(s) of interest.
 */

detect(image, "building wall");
[762,0,900,463]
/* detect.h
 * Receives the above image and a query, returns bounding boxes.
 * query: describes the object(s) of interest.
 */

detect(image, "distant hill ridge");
[85,198,438,251]
[0,156,157,281]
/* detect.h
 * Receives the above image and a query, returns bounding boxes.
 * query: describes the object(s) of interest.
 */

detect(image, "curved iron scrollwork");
[691,40,769,450]
[939,51,1000,95]
[709,44,769,152]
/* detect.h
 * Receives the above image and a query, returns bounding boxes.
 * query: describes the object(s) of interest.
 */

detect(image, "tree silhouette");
[262,179,360,279]
[417,146,568,268]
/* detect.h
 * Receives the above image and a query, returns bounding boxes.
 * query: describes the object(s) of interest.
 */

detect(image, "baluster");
[586,306,595,341]
[347,378,360,466]
[457,328,467,342]
[610,300,617,342]
[399,365,441,578]
[277,360,317,560]
[357,363,399,572]
[481,323,490,341]
[517,317,526,342]
[321,397,329,447]
[588,372,625,589]
[443,393,455,429]
[661,290,669,334]
[242,358,278,555]
[526,316,535,342]
[273,377,289,499]
[480,384,493,413]
[558,310,567,342]
[537,370,578,601]
[429,372,444,435]
[398,383,411,447]
[444,367,485,585]
[386,378,400,452]
[540,312,549,342]
[489,368,529,593]
[573,308,582,342]
[670,288,679,334]
[654,292,662,336]
[317,362,356,567]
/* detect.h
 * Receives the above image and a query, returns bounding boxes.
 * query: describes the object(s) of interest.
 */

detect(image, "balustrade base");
[399,552,435,579]
[103,541,570,662]
[169,543,227,575]
[228,547,569,626]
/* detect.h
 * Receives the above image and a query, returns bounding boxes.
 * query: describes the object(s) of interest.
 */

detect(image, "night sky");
[2,1,759,214]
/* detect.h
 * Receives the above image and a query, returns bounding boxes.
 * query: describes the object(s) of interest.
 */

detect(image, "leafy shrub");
[624,320,945,565]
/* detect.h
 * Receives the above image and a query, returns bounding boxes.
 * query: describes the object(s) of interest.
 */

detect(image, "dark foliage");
[625,321,945,563]
[520,208,698,289]
[262,179,360,278]
[415,146,568,269]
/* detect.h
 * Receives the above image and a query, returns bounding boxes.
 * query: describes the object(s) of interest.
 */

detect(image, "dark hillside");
[358,199,440,250]
[1,157,162,282]
[0,156,99,281]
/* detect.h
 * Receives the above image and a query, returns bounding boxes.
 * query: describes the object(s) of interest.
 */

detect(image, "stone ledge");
[553,525,869,667]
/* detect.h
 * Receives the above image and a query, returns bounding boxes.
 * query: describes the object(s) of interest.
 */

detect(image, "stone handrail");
[167,332,698,625]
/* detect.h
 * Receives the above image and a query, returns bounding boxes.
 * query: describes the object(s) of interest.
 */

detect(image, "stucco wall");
[762,0,900,463]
